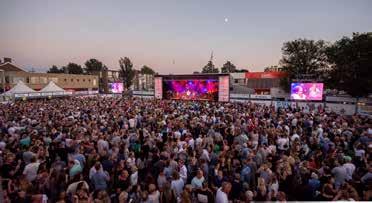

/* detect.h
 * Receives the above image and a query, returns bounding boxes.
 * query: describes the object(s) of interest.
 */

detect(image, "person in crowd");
[0,96,370,202]
[191,169,205,189]
[215,182,232,203]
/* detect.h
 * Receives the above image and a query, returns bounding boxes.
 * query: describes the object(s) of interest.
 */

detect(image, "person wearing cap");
[342,156,355,181]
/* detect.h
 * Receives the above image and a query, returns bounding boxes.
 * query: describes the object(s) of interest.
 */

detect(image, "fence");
[130,91,371,115]
[1,90,99,102]
[2,90,371,116]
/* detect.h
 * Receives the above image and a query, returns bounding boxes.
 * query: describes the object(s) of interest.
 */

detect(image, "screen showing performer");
[163,79,219,101]
[109,83,124,93]
[291,83,323,101]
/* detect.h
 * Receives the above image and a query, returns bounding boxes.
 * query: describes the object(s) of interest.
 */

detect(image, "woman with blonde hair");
[256,177,267,201]
[181,184,193,203]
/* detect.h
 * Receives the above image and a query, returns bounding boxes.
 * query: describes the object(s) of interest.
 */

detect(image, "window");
[88,79,91,82]
[71,79,74,82]
[30,77,38,84]
[234,79,239,84]
[83,79,85,82]
[40,77,48,84]
[93,79,97,86]
[13,77,25,83]
[64,78,67,82]
[77,79,80,82]
[26,77,30,83]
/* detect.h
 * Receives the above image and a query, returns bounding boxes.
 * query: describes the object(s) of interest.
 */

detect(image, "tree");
[140,65,155,75]
[64,63,84,74]
[47,65,64,73]
[84,58,104,73]
[235,69,249,73]
[201,61,219,73]
[279,39,329,92]
[221,61,237,73]
[326,33,372,97]
[119,57,135,91]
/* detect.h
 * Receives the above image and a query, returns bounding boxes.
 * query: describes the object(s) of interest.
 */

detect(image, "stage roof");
[156,73,229,80]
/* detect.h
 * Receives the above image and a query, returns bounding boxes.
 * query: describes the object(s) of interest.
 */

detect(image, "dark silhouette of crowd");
[0,96,371,202]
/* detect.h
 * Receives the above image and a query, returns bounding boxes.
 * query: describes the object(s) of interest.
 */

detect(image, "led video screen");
[163,79,219,101]
[109,83,124,93]
[154,77,163,99]
[290,83,324,101]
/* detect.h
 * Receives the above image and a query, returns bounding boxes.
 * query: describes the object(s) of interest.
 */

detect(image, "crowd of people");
[0,96,371,202]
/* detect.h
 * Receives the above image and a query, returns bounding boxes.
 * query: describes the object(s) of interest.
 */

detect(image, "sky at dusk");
[0,0,371,74]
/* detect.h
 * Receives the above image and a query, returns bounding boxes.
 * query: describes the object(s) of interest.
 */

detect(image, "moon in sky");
[224,18,228,22]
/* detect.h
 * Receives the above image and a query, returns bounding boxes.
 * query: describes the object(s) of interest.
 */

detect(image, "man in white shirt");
[291,117,298,127]
[171,171,184,198]
[291,131,300,143]
[23,156,40,182]
[178,159,188,183]
[129,118,136,128]
[215,182,231,203]
[277,135,289,151]
[97,135,109,155]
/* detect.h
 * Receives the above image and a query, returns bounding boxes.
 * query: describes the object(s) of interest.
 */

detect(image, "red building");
[245,71,287,94]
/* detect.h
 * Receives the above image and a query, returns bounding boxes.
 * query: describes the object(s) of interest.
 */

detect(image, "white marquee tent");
[40,81,65,93]
[39,81,68,96]
[4,80,36,95]
[2,80,39,98]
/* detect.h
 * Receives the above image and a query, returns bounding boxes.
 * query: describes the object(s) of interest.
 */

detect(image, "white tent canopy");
[4,80,36,95]
[40,81,65,92]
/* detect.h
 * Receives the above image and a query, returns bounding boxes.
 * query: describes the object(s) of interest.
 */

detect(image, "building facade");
[0,60,99,92]
[230,72,247,85]
[245,71,287,94]
[94,68,154,93]
[133,71,154,91]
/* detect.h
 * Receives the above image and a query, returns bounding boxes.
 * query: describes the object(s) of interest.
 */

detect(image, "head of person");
[221,182,232,194]
[196,169,204,179]
[245,190,254,201]
[94,162,101,171]
[148,184,157,193]
[295,86,303,96]
[172,171,180,180]
[277,191,286,201]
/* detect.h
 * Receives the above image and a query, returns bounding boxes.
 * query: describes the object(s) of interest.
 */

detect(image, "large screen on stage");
[154,77,163,99]
[290,83,323,101]
[109,83,124,93]
[163,79,219,101]
[218,75,230,102]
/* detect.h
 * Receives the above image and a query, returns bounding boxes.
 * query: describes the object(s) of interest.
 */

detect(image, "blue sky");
[0,0,371,73]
